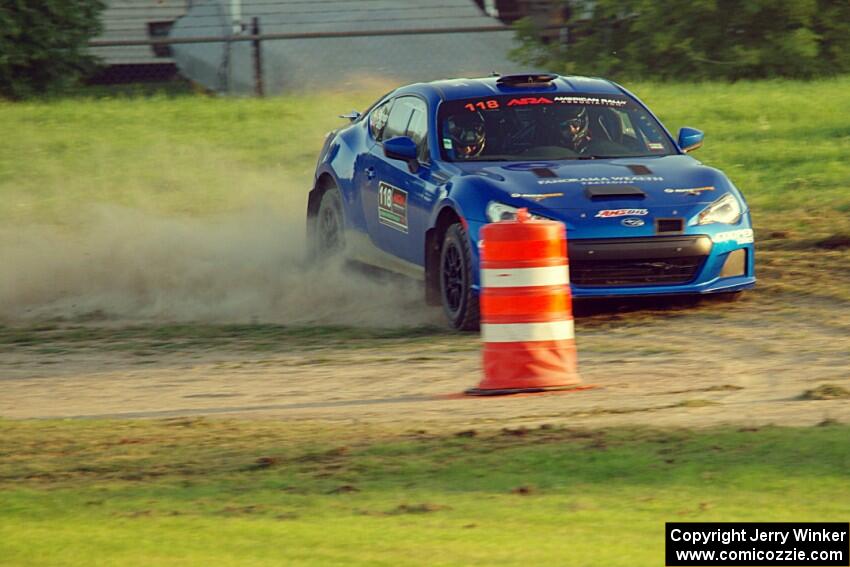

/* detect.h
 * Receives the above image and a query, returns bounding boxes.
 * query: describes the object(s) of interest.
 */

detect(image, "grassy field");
[2,77,850,236]
[1,420,848,566]
[2,79,849,565]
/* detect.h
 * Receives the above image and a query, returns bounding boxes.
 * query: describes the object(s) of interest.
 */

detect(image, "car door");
[361,96,437,266]
[395,98,441,266]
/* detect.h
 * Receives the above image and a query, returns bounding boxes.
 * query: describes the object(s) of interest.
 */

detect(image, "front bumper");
[468,220,755,297]
[567,235,755,297]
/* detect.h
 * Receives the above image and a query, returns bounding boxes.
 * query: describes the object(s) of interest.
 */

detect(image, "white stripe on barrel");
[481,265,570,288]
[481,320,575,343]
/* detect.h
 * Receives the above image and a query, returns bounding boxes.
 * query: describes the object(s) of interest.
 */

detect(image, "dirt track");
[3,246,849,429]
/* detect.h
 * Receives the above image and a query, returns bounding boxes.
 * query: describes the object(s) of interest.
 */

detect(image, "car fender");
[424,174,508,296]
[307,125,369,232]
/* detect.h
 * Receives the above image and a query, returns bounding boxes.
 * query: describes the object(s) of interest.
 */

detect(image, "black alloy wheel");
[439,223,479,330]
[315,187,345,257]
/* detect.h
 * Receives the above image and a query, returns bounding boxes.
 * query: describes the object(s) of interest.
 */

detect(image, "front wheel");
[439,223,479,330]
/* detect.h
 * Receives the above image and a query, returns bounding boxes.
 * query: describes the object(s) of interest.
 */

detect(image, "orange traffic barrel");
[466,208,580,395]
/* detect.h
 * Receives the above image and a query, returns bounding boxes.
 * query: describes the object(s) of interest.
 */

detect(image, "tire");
[314,187,345,259]
[439,223,479,330]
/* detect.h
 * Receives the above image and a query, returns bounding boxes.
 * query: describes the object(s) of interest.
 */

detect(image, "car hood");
[455,155,731,211]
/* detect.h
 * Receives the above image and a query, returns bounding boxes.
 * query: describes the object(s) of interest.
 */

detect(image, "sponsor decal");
[664,186,715,195]
[539,175,664,186]
[378,181,408,233]
[647,142,665,151]
[509,192,564,202]
[595,208,649,218]
[507,96,553,106]
[621,217,645,227]
[712,229,754,244]
[442,138,453,149]
[553,95,628,108]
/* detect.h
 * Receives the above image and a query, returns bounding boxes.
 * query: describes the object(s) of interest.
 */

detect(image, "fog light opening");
[720,249,747,278]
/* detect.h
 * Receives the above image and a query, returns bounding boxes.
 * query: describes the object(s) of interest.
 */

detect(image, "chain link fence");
[87,0,566,94]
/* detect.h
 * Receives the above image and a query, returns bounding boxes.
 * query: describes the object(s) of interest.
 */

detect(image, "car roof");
[395,74,627,102]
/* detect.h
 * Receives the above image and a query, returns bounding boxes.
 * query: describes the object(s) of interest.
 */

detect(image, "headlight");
[486,202,549,222]
[697,193,742,225]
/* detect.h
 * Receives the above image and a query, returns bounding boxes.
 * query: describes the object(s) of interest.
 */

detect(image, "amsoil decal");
[595,208,649,218]
[378,181,408,233]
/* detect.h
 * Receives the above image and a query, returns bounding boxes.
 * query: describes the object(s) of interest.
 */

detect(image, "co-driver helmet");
[557,105,589,149]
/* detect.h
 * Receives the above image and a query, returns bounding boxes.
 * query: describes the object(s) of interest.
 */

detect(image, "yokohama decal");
[378,181,408,233]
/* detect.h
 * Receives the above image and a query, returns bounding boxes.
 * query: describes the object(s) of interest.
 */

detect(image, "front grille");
[570,257,704,286]
[568,236,711,287]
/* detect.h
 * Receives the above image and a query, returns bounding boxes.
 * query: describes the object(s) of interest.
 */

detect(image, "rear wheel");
[314,187,345,259]
[439,223,479,330]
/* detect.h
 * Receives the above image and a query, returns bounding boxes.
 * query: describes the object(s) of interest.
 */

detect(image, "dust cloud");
[0,204,441,327]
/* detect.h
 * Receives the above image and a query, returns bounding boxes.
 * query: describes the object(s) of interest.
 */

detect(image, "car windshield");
[438,93,676,162]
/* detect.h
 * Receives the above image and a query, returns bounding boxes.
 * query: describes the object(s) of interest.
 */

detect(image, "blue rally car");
[306,73,755,329]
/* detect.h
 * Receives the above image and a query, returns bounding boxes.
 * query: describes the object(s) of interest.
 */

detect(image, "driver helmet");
[446,111,486,158]
[557,105,589,150]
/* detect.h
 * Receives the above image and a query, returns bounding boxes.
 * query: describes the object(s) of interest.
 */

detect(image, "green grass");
[0,87,382,225]
[2,78,849,235]
[2,79,848,566]
[632,78,850,227]
[0,420,847,566]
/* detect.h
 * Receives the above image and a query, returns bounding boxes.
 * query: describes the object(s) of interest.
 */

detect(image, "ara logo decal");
[378,182,408,233]
[507,97,553,106]
[510,192,564,202]
[621,217,645,227]
[595,208,649,218]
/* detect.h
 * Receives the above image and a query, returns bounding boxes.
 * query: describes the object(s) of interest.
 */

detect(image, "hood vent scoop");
[627,164,652,175]
[586,185,646,200]
[531,167,558,178]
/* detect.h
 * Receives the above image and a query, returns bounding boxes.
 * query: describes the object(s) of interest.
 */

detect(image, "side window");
[369,99,393,142]
[618,110,636,137]
[405,99,429,162]
[383,97,415,142]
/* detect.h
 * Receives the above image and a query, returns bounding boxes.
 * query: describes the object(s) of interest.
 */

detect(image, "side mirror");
[677,127,704,153]
[339,110,361,122]
[384,136,418,163]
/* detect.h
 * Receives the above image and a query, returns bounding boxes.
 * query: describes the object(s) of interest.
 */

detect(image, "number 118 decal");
[464,100,499,112]
[378,182,408,233]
